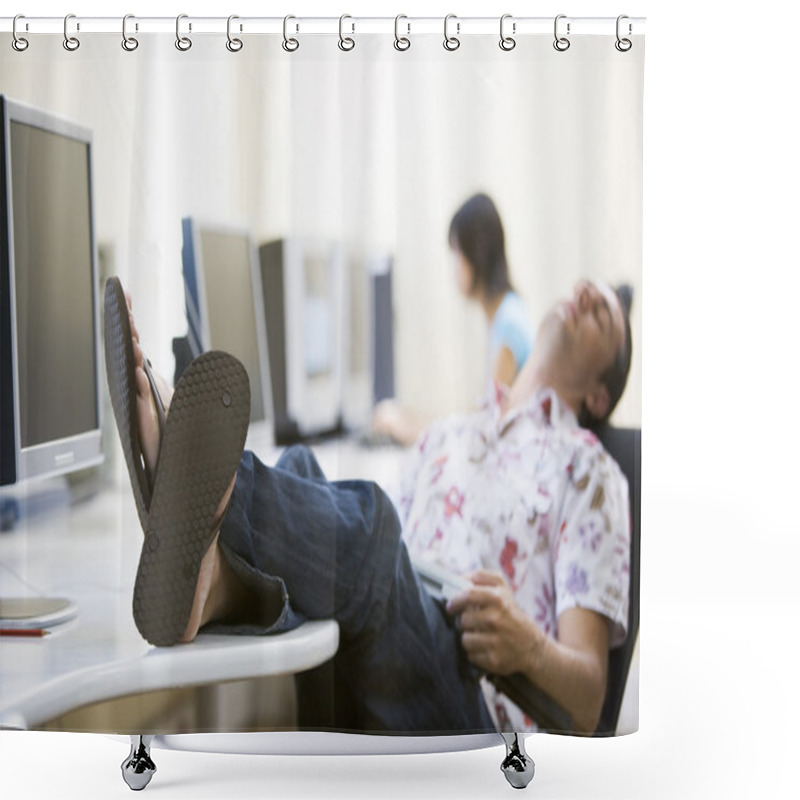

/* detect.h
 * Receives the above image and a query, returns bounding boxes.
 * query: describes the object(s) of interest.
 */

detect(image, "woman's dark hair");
[448,193,513,300]
[579,283,634,430]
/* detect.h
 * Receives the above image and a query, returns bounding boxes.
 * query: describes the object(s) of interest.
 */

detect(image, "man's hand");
[447,569,611,732]
[446,570,543,677]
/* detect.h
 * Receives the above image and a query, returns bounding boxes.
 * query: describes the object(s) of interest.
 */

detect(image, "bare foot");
[178,479,237,643]
[133,352,162,480]
[128,294,236,643]
[126,294,174,479]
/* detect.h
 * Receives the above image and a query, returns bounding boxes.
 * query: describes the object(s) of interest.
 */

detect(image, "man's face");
[536,280,626,412]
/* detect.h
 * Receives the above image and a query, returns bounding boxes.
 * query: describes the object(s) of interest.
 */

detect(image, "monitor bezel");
[181,217,275,428]
[1,95,103,486]
[340,250,383,433]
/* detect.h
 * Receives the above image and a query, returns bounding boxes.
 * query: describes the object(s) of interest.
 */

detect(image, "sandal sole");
[132,351,250,646]
[103,277,151,529]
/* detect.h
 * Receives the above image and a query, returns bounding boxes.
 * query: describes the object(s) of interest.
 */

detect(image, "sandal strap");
[142,357,167,434]
[141,356,167,487]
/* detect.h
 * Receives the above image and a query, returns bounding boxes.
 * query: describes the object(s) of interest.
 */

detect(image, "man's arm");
[447,570,609,734]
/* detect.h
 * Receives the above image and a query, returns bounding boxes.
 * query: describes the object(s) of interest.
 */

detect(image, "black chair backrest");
[594,425,641,735]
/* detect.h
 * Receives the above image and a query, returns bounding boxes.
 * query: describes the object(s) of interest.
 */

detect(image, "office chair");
[489,425,641,735]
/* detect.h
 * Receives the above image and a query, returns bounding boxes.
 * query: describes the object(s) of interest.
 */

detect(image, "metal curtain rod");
[1,15,646,36]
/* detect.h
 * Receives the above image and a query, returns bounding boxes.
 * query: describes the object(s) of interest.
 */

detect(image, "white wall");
[1,24,643,426]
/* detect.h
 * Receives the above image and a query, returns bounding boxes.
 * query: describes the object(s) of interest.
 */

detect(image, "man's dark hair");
[579,283,634,430]
[448,193,513,300]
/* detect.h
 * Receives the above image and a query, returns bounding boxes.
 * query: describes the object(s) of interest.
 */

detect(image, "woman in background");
[373,193,533,445]
[449,193,533,387]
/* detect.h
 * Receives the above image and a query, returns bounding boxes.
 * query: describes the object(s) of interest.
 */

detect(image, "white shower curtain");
[0,10,644,789]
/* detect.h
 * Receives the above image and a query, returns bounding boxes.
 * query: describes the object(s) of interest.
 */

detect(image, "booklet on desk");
[0,597,78,629]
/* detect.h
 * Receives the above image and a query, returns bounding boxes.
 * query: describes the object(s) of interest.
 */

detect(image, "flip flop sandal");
[132,350,250,646]
[104,277,167,529]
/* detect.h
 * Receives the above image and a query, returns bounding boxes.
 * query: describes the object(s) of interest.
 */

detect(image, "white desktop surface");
[0,439,408,731]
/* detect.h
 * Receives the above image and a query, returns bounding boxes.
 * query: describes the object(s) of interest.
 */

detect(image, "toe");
[135,365,160,480]
[154,371,175,412]
[125,295,141,343]
[132,338,145,370]
[134,364,150,399]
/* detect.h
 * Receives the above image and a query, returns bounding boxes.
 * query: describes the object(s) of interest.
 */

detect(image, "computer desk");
[0,438,407,731]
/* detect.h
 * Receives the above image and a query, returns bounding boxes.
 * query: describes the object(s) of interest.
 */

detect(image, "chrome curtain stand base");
[121,735,156,791]
[119,732,535,790]
[500,732,535,789]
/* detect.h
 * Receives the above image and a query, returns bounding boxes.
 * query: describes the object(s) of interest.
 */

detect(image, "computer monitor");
[340,252,396,432]
[259,238,344,443]
[340,253,372,432]
[180,218,273,429]
[370,256,396,406]
[0,95,103,488]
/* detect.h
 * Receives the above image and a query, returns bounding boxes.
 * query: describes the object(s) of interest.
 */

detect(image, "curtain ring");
[394,14,411,51]
[63,14,80,51]
[553,14,570,52]
[282,15,299,52]
[443,14,460,51]
[176,14,192,51]
[122,14,139,51]
[339,14,355,51]
[226,15,243,52]
[615,15,632,52]
[499,14,516,51]
[12,15,29,52]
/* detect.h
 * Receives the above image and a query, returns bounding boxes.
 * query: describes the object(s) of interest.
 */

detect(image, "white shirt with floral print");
[390,384,631,732]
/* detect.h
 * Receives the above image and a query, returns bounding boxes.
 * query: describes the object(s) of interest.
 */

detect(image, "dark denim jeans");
[214,445,494,735]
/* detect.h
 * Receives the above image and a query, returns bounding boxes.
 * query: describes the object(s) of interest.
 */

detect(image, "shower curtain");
[0,11,644,759]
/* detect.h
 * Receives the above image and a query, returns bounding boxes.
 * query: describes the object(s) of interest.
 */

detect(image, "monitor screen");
[258,238,344,440]
[1,96,102,486]
[288,239,344,436]
[303,252,335,380]
[370,257,395,404]
[345,256,369,380]
[339,253,396,432]
[11,121,98,447]
[339,252,372,432]
[181,219,271,426]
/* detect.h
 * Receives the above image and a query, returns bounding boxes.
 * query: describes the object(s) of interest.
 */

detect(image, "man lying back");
[105,276,633,735]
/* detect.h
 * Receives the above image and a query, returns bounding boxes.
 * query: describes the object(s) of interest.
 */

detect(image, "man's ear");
[583,383,610,423]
